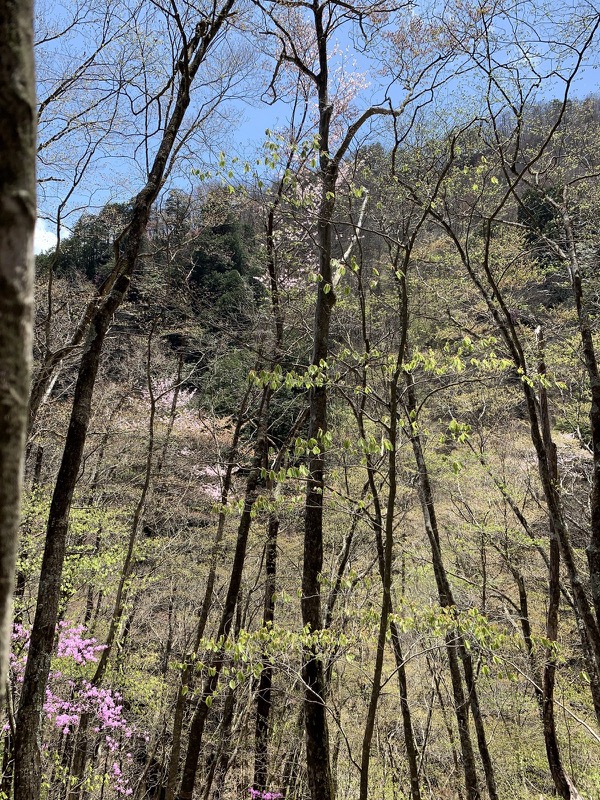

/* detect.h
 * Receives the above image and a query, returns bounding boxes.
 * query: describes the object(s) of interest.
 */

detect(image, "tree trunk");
[253,512,279,792]
[301,251,336,800]
[300,17,337,793]
[15,280,129,800]
[406,372,483,800]
[204,688,236,800]
[360,379,402,800]
[475,443,600,724]
[446,228,600,675]
[0,0,36,714]
[538,328,583,799]
[176,393,269,800]
[561,204,600,626]
[165,386,252,800]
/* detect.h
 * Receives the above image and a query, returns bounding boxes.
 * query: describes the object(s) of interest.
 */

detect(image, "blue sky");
[33,0,600,255]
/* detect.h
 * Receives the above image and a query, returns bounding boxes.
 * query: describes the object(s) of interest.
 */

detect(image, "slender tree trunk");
[434,209,600,694]
[204,688,236,800]
[443,227,600,675]
[176,393,270,800]
[253,512,279,792]
[344,236,421,798]
[68,337,158,800]
[165,386,252,800]
[561,204,600,625]
[0,0,36,714]
[428,656,464,800]
[279,708,304,800]
[251,141,290,793]
[15,279,129,800]
[389,621,421,800]
[360,379,401,800]
[406,373,482,800]
[458,645,497,800]
[513,569,544,708]
[204,600,245,800]
[537,328,583,799]
[155,354,184,477]
[1,681,16,800]
[543,531,575,799]
[475,442,600,723]
[31,445,43,487]
[92,325,158,686]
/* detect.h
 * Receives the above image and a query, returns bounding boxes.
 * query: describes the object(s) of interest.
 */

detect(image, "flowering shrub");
[248,789,283,800]
[149,378,197,414]
[43,680,133,739]
[9,623,136,796]
[56,621,106,664]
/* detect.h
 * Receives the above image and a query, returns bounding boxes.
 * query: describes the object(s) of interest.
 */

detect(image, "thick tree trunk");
[301,232,336,800]
[0,0,36,712]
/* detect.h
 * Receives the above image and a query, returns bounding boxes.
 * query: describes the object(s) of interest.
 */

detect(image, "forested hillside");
[3,2,600,800]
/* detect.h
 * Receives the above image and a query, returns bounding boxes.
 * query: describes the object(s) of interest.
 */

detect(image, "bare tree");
[251,3,485,795]
[14,4,239,798]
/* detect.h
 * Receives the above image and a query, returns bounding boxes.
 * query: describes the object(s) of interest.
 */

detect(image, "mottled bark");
[0,0,36,713]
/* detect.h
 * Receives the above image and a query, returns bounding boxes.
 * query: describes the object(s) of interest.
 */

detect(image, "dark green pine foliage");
[188,213,262,326]
[517,187,571,308]
[36,203,132,284]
